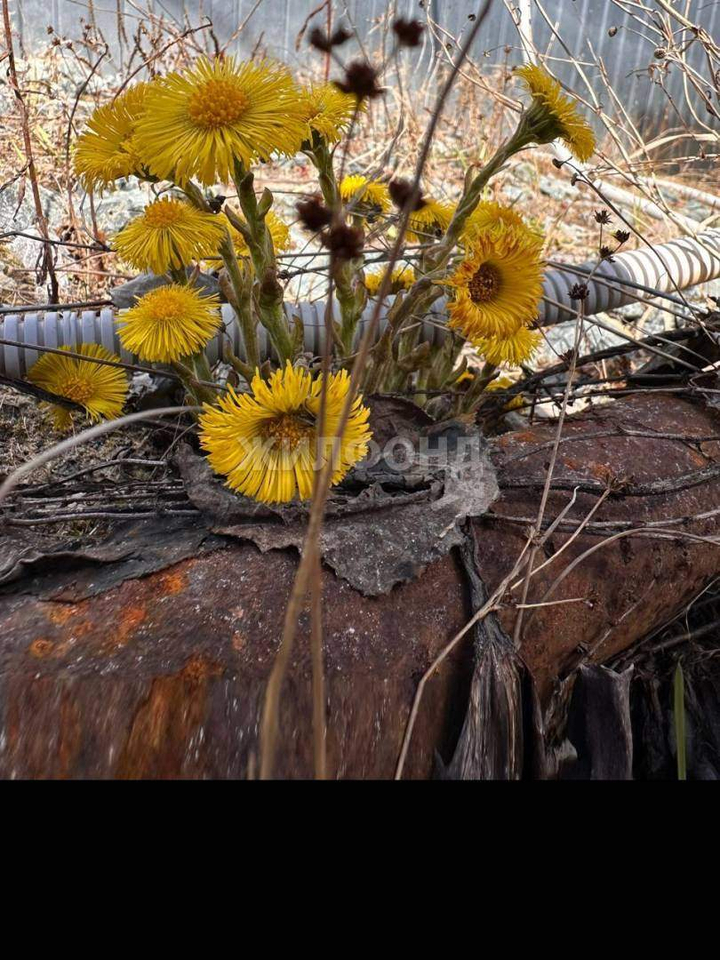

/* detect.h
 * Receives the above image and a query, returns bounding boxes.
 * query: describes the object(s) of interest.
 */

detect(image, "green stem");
[182,180,261,373]
[460,362,499,414]
[362,138,517,395]
[428,143,514,269]
[414,366,431,408]
[219,234,260,371]
[310,141,365,357]
[231,160,294,364]
[171,358,216,410]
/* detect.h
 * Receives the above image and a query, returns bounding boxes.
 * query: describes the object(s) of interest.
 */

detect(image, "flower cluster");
[27,55,595,504]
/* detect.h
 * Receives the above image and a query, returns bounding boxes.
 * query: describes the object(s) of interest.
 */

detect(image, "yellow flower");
[515,64,596,162]
[206,209,291,261]
[74,83,150,192]
[118,283,221,362]
[299,83,359,143]
[27,344,128,431]
[340,175,391,216]
[113,197,226,275]
[474,327,542,367]
[134,57,307,186]
[445,224,545,340]
[199,362,372,504]
[463,200,544,245]
[364,265,415,296]
[485,375,525,409]
[406,199,454,243]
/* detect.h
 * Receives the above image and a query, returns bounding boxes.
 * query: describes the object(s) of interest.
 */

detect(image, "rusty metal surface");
[1,392,719,778]
[478,393,720,699]
[0,540,472,779]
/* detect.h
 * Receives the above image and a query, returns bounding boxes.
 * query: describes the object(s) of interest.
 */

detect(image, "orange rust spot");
[154,566,189,597]
[232,632,246,652]
[47,603,85,626]
[114,604,147,647]
[689,450,709,467]
[584,461,616,480]
[182,655,221,685]
[114,655,222,777]
[505,430,535,445]
[45,601,94,641]
[29,638,55,658]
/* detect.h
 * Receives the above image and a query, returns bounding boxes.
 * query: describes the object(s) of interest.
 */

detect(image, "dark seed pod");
[334,61,383,100]
[389,178,426,211]
[392,18,424,48]
[297,195,333,232]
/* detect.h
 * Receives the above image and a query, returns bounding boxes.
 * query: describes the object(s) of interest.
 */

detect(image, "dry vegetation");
[1,0,718,510]
[1,1,720,779]
[1,1,718,481]
[1,0,717,309]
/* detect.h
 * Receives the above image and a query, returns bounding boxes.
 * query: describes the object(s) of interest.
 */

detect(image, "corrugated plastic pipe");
[1,228,719,378]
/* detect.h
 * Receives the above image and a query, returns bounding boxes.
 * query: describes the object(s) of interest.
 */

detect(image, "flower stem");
[309,141,366,357]
[231,160,294,364]
[219,235,260,371]
[460,361,498,414]
[362,138,516,395]
[182,180,263,372]
[171,357,216,409]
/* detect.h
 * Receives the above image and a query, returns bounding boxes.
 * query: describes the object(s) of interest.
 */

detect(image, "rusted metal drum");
[1,392,719,778]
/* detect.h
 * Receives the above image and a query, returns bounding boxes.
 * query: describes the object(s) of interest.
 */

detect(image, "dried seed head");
[322,223,364,260]
[308,26,350,51]
[594,210,612,224]
[332,26,352,46]
[388,178,426,211]
[614,229,630,244]
[392,18,424,47]
[334,61,383,100]
[297,195,333,231]
[599,245,615,262]
[569,283,589,301]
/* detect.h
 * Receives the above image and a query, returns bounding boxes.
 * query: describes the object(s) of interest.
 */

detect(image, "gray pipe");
[539,228,720,324]
[2,228,719,378]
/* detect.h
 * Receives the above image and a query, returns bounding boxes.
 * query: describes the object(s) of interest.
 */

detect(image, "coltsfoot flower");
[406,199,454,243]
[300,83,359,144]
[463,200,544,245]
[485,375,525,409]
[73,83,150,192]
[27,344,128,431]
[117,283,221,362]
[199,362,372,504]
[515,64,596,162]
[474,327,542,367]
[340,175,391,217]
[134,57,307,185]
[445,223,545,340]
[113,197,226,275]
[364,265,415,296]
